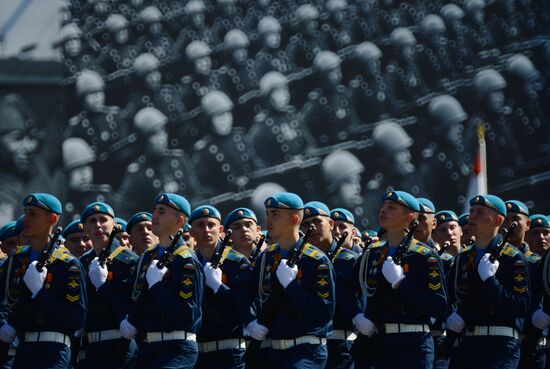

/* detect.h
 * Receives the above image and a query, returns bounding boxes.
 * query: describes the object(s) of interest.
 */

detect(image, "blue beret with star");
[382,190,420,212]
[330,208,355,224]
[435,210,459,228]
[115,217,128,232]
[529,214,550,229]
[469,194,506,217]
[189,205,222,224]
[362,229,377,242]
[223,207,258,229]
[127,212,152,233]
[0,221,18,241]
[264,192,304,210]
[458,213,470,226]
[505,200,529,216]
[303,201,330,219]
[155,193,191,217]
[63,219,84,237]
[80,202,115,222]
[417,198,436,213]
[23,193,62,215]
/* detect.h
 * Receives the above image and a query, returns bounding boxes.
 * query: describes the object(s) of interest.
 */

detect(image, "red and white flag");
[464,123,487,211]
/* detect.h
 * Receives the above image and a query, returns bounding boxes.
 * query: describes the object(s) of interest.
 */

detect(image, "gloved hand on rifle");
[204,262,222,293]
[120,318,137,340]
[24,260,47,298]
[382,256,405,288]
[532,309,550,330]
[147,260,167,288]
[89,257,108,290]
[446,312,466,333]
[478,253,499,281]
[352,314,377,337]
[0,324,16,344]
[276,259,298,289]
[246,320,269,341]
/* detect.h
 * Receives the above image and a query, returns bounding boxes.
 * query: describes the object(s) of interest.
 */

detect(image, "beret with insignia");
[23,193,62,215]
[330,208,355,224]
[529,214,550,230]
[80,202,115,222]
[505,200,529,216]
[435,210,459,228]
[155,193,191,217]
[458,213,469,226]
[362,229,377,242]
[469,194,506,217]
[189,205,221,224]
[382,190,420,212]
[0,221,17,241]
[126,212,152,233]
[303,201,330,220]
[264,192,304,210]
[63,219,84,237]
[417,198,436,214]
[115,217,128,232]
[223,207,258,229]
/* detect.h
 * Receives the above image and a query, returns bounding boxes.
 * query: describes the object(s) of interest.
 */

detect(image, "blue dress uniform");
[126,193,203,369]
[190,206,250,369]
[243,193,336,369]
[0,194,87,369]
[78,203,139,369]
[447,196,529,369]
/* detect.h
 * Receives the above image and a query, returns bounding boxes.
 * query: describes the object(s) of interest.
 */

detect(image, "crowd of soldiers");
[15,0,542,231]
[0,189,549,369]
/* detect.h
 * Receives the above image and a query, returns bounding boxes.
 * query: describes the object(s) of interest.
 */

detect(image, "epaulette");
[174,245,194,259]
[109,246,138,264]
[127,162,140,173]
[223,247,246,263]
[501,244,520,258]
[440,252,454,262]
[254,112,267,123]
[385,63,396,73]
[50,248,76,263]
[303,244,323,260]
[335,248,356,261]
[164,149,185,157]
[421,146,435,159]
[370,241,385,249]
[268,243,279,253]
[68,114,83,127]
[15,245,30,255]
[193,136,211,151]
[525,251,542,263]
[349,78,360,89]
[461,243,474,253]
[409,242,432,256]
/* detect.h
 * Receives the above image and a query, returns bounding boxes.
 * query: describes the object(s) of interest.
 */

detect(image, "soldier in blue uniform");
[114,218,131,249]
[121,193,203,369]
[432,210,462,275]
[330,208,360,256]
[189,205,250,369]
[457,213,473,246]
[413,198,438,251]
[224,208,262,259]
[242,192,336,369]
[446,195,529,369]
[0,221,20,257]
[182,223,197,251]
[354,190,447,369]
[79,202,138,369]
[301,202,360,369]
[63,219,92,258]
[525,215,550,257]
[126,212,158,257]
[0,193,86,369]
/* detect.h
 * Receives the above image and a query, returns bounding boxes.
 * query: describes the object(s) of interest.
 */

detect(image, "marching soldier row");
[0,189,549,369]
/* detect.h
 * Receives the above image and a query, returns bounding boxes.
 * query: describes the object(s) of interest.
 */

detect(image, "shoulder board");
[501,244,520,258]
[525,251,542,263]
[223,247,246,263]
[440,252,454,261]
[349,78,360,88]
[50,248,75,263]
[303,244,323,260]
[421,146,435,159]
[193,136,211,151]
[254,112,267,123]
[109,246,138,264]
[370,241,385,249]
[68,115,82,127]
[181,75,192,84]
[409,242,432,256]
[461,243,474,253]
[15,245,30,255]
[268,243,279,253]
[174,245,194,259]
[336,248,356,261]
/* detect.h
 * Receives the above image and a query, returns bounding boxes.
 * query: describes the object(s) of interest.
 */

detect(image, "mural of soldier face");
[83,91,105,112]
[114,28,129,44]
[69,165,94,190]
[64,38,82,58]
[191,13,205,28]
[232,48,248,66]
[147,128,168,155]
[336,173,363,208]
[0,130,39,175]
[486,90,505,112]
[194,56,212,75]
[327,67,342,86]
[269,87,290,111]
[144,70,161,91]
[211,111,233,136]
[264,32,281,49]
[148,22,162,36]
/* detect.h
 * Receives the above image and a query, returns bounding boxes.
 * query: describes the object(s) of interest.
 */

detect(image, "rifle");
[328,232,349,262]
[98,224,122,267]
[392,220,420,265]
[245,225,315,361]
[0,227,63,365]
[438,241,451,256]
[437,221,518,358]
[249,234,266,264]
[210,230,233,269]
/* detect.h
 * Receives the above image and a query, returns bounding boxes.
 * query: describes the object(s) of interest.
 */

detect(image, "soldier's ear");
[50,213,59,227]
[495,214,504,227]
[525,218,531,232]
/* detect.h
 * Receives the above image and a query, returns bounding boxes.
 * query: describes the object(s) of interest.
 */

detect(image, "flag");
[464,123,487,212]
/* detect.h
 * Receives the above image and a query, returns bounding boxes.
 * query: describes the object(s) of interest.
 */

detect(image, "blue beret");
[362,229,377,242]
[264,192,304,210]
[435,210,459,228]
[330,208,355,224]
[23,193,62,215]
[80,202,115,222]
[223,207,258,229]
[155,193,191,217]
[382,190,420,212]
[458,213,470,226]
[63,219,84,237]
[529,214,550,229]
[189,205,222,224]
[303,201,330,219]
[115,217,128,232]
[417,198,436,213]
[0,221,18,241]
[126,212,152,233]
[505,200,529,216]
[469,194,506,217]
[183,223,191,232]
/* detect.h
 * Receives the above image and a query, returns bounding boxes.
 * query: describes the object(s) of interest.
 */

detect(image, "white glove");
[446,312,466,333]
[146,260,167,288]
[89,257,108,290]
[382,256,405,288]
[477,253,499,282]
[119,318,137,340]
[352,313,377,337]
[532,309,550,330]
[246,320,269,341]
[276,259,298,289]
[23,260,47,298]
[204,262,223,293]
[0,324,16,344]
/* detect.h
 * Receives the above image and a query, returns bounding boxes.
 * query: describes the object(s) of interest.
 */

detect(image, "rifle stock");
[249,234,266,264]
